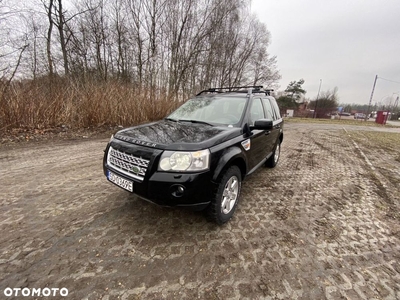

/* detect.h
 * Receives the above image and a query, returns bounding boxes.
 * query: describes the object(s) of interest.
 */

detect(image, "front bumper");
[104,164,214,210]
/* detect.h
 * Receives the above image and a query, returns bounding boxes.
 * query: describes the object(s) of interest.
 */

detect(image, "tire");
[265,140,281,168]
[206,165,242,225]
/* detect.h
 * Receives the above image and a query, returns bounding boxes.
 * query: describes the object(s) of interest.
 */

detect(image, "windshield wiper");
[164,117,178,122]
[179,119,213,126]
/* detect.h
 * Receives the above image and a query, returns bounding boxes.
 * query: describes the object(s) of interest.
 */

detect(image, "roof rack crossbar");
[196,86,274,96]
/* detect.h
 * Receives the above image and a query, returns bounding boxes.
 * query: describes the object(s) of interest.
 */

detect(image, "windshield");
[167,96,247,127]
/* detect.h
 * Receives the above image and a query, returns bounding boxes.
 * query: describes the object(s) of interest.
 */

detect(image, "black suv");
[103,86,283,224]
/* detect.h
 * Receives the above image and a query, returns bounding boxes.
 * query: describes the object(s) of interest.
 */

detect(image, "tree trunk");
[46,0,54,77]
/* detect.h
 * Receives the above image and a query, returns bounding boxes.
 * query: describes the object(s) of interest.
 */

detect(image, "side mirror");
[253,119,273,130]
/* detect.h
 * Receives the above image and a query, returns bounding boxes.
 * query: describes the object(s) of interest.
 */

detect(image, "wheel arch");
[211,146,247,182]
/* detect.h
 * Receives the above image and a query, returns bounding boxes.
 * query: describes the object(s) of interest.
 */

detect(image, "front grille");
[107,146,150,181]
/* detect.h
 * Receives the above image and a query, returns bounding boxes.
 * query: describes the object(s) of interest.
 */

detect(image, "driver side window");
[249,99,265,125]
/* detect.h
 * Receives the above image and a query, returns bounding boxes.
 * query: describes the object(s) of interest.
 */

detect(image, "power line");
[378,77,400,84]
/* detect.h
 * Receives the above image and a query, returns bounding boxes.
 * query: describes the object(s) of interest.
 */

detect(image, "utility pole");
[313,79,322,118]
[365,75,378,121]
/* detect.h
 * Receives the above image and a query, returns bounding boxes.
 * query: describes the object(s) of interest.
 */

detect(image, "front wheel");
[206,165,242,225]
[265,141,281,168]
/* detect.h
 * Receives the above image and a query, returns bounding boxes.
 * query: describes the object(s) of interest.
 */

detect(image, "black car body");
[103,86,283,224]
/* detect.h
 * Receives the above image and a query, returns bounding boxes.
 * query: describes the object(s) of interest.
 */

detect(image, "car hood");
[114,120,242,151]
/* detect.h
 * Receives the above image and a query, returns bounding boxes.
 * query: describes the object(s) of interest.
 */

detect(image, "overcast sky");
[251,0,400,106]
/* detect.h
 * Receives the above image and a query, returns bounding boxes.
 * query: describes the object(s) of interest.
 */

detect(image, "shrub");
[0,77,181,130]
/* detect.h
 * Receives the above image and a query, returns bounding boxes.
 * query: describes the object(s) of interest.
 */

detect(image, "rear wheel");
[265,140,281,168]
[206,165,241,225]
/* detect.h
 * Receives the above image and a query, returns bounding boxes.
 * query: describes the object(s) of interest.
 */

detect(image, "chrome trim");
[107,146,150,181]
[273,118,283,126]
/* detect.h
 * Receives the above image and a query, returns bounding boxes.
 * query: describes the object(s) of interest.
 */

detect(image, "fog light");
[171,185,185,198]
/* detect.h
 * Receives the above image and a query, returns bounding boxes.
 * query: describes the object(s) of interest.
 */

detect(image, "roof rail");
[196,86,274,96]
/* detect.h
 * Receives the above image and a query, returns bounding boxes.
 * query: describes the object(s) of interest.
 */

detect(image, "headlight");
[158,149,210,172]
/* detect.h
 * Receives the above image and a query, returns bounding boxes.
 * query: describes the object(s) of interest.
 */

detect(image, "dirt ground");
[1,122,400,299]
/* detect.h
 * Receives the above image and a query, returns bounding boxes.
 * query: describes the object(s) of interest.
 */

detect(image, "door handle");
[265,131,271,135]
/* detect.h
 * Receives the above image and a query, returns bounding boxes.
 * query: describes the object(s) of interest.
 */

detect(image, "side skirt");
[246,152,272,176]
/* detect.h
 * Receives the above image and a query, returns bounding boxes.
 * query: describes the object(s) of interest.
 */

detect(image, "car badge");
[241,139,251,151]
[131,166,141,174]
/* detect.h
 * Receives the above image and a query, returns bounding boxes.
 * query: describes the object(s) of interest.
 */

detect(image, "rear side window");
[262,98,275,120]
[270,98,282,119]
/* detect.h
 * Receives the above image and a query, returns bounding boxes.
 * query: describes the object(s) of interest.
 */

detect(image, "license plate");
[107,170,133,192]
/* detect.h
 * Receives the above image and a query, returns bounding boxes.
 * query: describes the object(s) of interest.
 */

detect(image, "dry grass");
[352,131,400,150]
[0,77,181,131]
[351,131,400,163]
[349,131,400,219]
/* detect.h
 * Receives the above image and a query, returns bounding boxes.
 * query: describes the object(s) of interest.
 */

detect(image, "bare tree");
[112,0,128,80]
[2,0,280,92]
[41,0,55,76]
[0,0,30,81]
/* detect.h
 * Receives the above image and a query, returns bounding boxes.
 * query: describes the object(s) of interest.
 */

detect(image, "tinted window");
[270,98,282,119]
[249,99,265,125]
[168,96,247,126]
[262,98,275,120]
